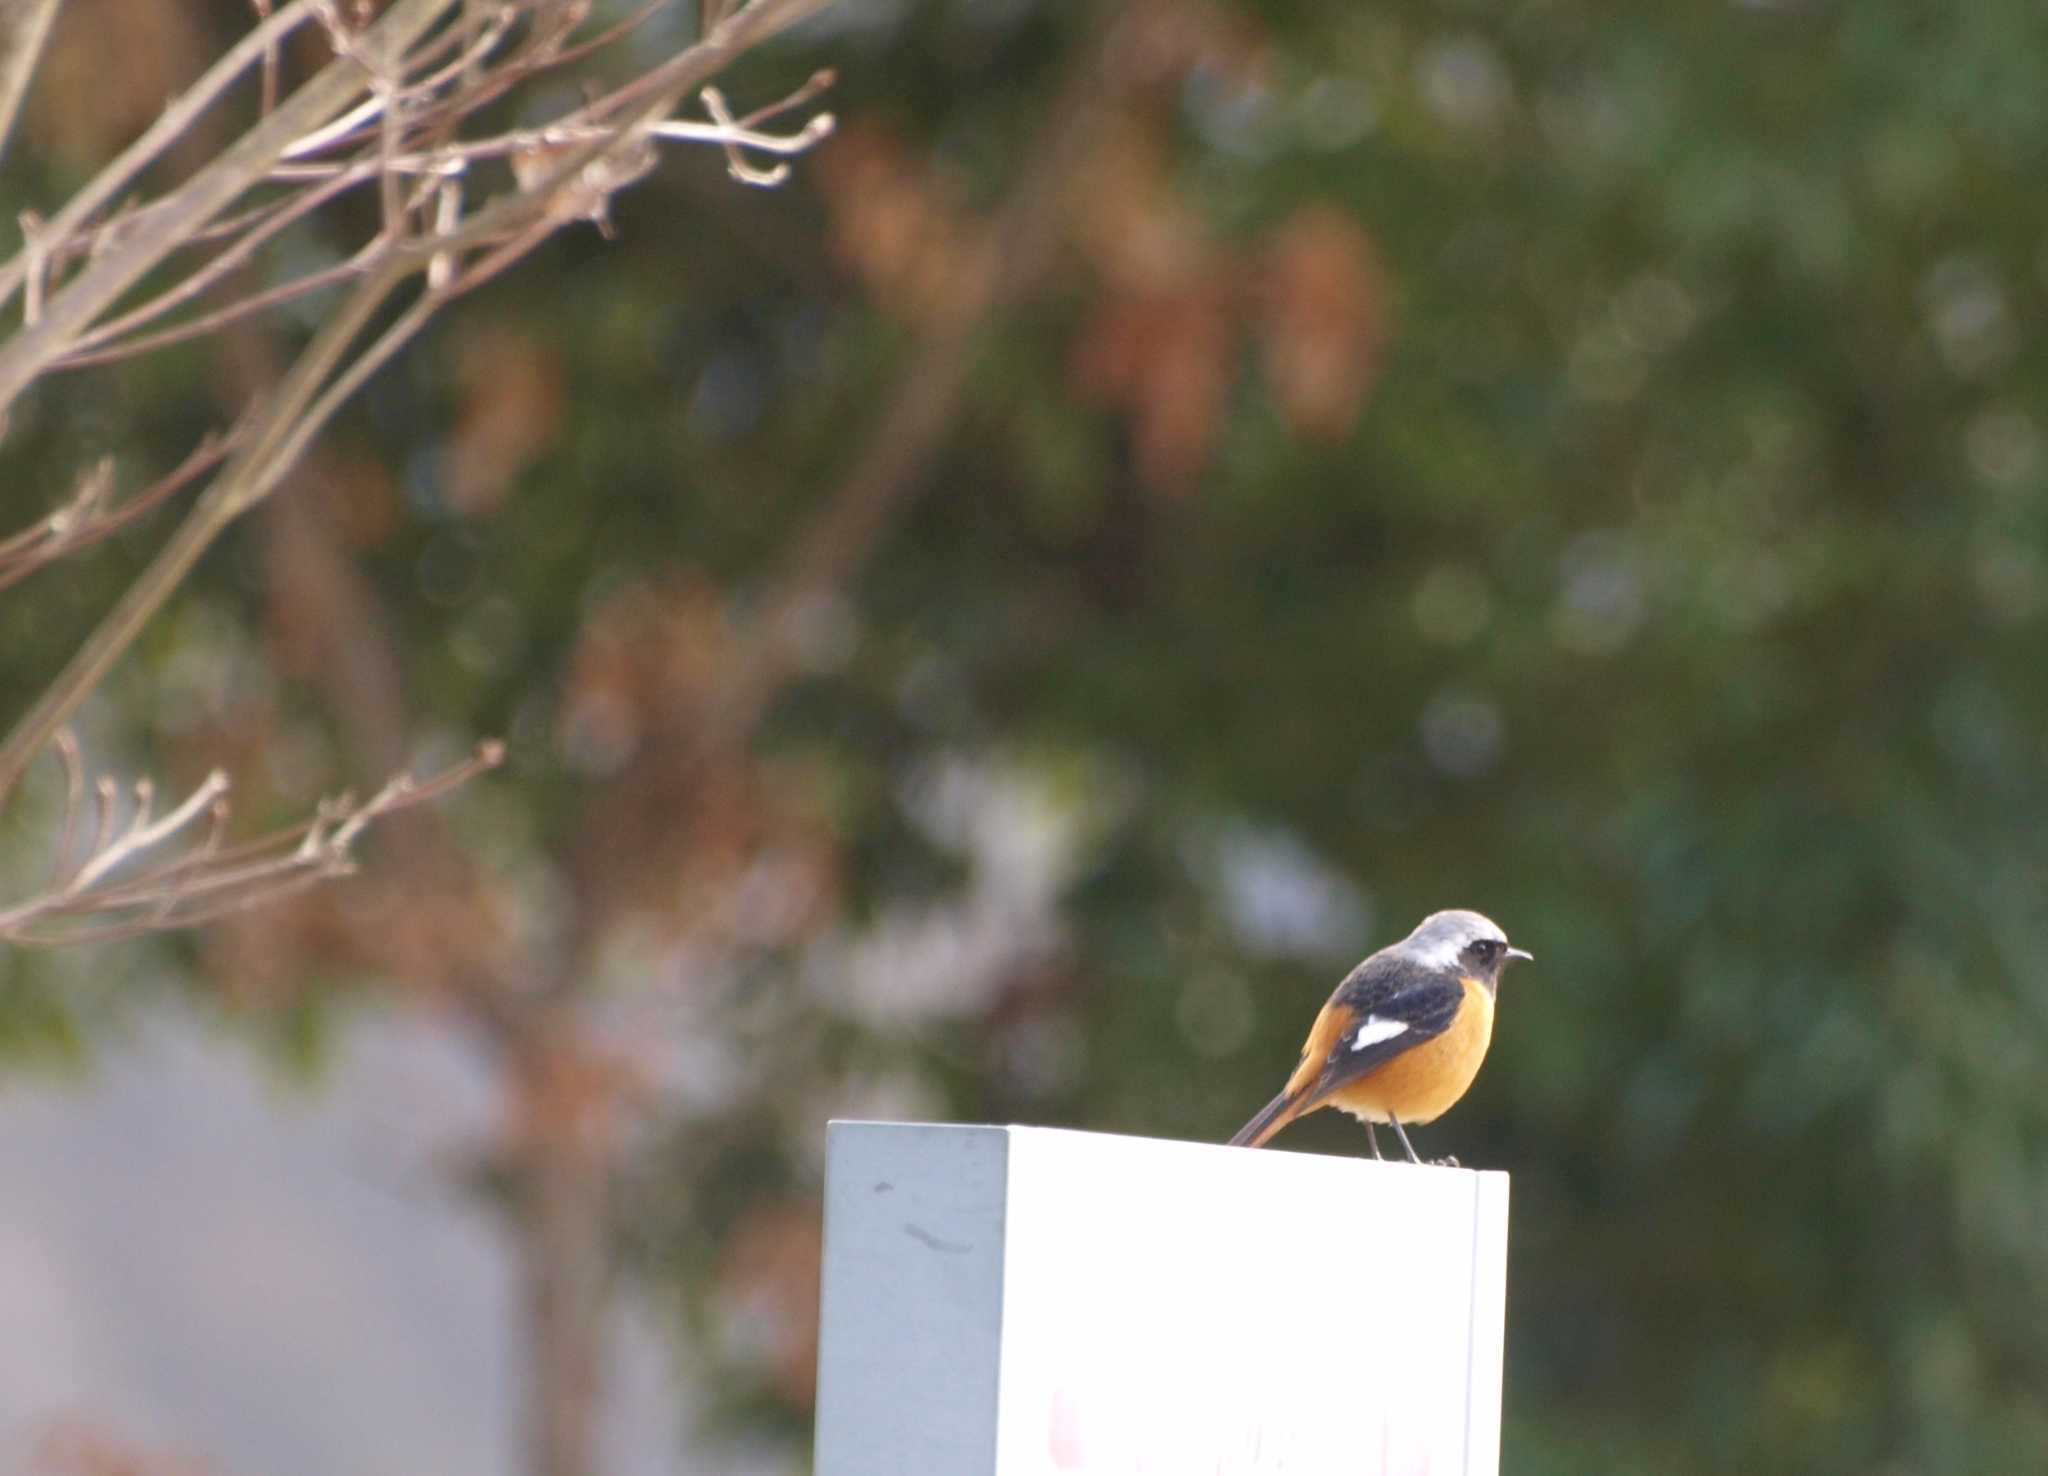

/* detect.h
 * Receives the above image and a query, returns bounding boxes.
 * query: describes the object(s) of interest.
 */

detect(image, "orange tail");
[1228,1088,1307,1147]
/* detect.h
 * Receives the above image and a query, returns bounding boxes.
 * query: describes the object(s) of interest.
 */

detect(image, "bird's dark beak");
[1506,947,1533,963]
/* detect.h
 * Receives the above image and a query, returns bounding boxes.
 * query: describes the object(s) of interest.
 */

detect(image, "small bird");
[1229,910,1530,1163]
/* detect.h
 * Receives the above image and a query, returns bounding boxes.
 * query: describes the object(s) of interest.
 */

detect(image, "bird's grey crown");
[1399,909,1508,970]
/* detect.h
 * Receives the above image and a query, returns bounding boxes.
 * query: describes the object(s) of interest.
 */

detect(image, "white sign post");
[814,1121,1509,1476]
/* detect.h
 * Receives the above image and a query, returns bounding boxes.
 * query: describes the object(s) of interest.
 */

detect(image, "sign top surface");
[816,1121,1509,1476]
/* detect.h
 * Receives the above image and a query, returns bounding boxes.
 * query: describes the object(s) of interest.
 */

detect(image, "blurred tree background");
[6,0,2048,1473]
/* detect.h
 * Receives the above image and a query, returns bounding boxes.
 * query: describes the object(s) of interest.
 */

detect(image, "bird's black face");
[1462,935,1532,987]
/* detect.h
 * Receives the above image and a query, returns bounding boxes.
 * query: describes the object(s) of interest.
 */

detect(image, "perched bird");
[1229,910,1530,1163]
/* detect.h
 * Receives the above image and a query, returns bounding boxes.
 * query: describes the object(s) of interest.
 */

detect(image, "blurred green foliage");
[9,0,2048,1471]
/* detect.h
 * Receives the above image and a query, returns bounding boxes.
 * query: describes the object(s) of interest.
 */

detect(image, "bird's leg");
[1386,1113,1424,1165]
[1365,1122,1383,1160]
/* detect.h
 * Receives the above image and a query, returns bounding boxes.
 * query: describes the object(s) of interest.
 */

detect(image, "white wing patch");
[1350,1015,1409,1051]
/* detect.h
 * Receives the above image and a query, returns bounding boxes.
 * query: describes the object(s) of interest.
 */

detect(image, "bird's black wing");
[1295,959,1468,1108]
[1228,954,1469,1148]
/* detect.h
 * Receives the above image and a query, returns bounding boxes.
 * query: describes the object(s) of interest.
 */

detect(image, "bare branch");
[268,94,834,183]
[685,84,833,186]
[0,0,320,318]
[18,0,834,384]
[0,430,243,589]
[47,728,83,889]
[0,256,413,803]
[0,0,840,804]
[0,455,110,561]
[732,63,836,130]
[281,4,518,163]
[0,740,504,945]
[545,0,835,139]
[65,770,231,893]
[0,0,462,419]
[51,242,382,370]
[17,1,833,386]
[252,0,281,117]
[87,774,117,865]
[54,169,370,364]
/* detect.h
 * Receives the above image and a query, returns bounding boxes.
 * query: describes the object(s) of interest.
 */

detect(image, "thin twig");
[12,0,834,394]
[529,0,835,147]
[251,0,281,116]
[0,0,838,805]
[56,169,369,362]
[52,245,381,370]
[0,429,244,590]
[0,742,504,944]
[388,0,840,276]
[66,770,230,892]
[268,102,832,181]
[734,65,836,130]
[253,273,454,497]
[281,4,517,161]
[0,257,411,803]
[0,0,461,418]
[376,42,408,238]
[0,456,109,560]
[688,86,833,185]
[0,0,320,316]
[47,729,84,890]
[88,776,116,867]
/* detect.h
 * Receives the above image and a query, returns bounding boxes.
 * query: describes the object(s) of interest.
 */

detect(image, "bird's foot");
[1431,1154,1462,1168]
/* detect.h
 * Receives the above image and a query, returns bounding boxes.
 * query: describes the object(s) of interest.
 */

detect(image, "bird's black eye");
[1471,939,1501,960]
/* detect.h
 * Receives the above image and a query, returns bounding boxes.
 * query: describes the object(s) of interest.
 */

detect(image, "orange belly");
[1324,976,1494,1126]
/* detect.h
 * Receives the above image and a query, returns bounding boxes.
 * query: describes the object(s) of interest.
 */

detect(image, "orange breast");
[1324,976,1495,1126]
